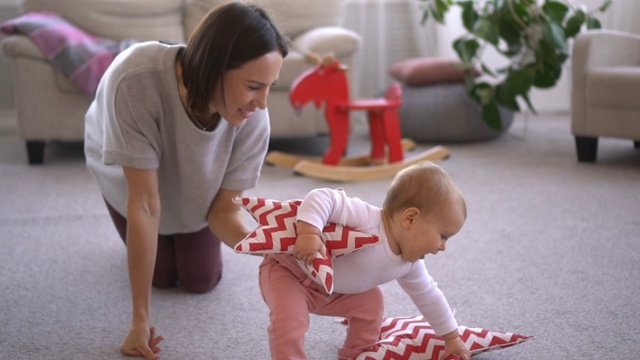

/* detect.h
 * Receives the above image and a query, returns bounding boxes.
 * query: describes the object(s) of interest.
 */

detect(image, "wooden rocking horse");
[265,54,450,182]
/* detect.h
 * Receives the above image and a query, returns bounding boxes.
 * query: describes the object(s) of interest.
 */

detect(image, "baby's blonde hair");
[383,161,466,218]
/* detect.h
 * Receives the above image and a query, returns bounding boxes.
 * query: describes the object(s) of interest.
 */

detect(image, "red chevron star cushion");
[355,316,533,360]
[233,196,382,295]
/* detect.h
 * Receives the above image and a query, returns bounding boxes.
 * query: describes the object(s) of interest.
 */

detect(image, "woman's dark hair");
[180,2,289,118]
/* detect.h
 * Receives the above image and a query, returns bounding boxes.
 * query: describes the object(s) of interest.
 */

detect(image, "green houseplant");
[419,0,611,130]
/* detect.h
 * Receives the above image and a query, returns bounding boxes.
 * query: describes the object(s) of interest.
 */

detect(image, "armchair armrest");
[292,26,361,59]
[573,30,640,89]
[1,35,46,61]
[571,30,640,132]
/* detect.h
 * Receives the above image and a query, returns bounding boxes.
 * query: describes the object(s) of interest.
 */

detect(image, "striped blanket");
[0,11,137,99]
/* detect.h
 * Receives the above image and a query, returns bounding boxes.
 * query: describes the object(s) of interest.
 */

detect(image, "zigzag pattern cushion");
[356,316,533,360]
[233,196,382,295]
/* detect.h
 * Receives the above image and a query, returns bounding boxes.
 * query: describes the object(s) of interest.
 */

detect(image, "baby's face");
[400,199,466,262]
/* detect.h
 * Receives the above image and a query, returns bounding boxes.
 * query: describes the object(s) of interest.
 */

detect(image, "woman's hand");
[120,325,164,359]
[207,189,253,249]
[121,167,163,359]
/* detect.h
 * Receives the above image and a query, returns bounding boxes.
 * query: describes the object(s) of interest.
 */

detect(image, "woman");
[84,3,288,359]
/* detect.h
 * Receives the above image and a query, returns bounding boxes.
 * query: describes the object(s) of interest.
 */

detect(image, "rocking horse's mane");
[305,52,348,70]
[290,52,350,110]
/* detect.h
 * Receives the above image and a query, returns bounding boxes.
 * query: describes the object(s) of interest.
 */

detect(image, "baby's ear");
[401,207,421,226]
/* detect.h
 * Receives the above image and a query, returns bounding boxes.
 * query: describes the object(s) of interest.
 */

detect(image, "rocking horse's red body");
[289,58,404,165]
[267,55,450,182]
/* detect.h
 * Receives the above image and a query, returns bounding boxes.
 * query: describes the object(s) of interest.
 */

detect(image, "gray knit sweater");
[85,41,270,234]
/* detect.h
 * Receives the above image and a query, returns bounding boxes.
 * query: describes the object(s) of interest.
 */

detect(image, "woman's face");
[211,51,284,127]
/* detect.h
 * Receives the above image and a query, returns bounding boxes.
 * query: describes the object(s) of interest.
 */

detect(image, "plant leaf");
[454,38,480,63]
[460,0,478,33]
[473,82,494,106]
[480,62,496,77]
[538,38,558,64]
[599,0,612,12]
[511,1,532,26]
[498,16,522,50]
[474,18,500,45]
[505,67,535,95]
[482,101,502,131]
[586,16,602,29]
[435,0,451,13]
[428,2,446,23]
[543,22,566,50]
[542,1,569,24]
[496,83,520,111]
[565,11,585,38]
[462,70,478,96]
[421,8,430,25]
[533,67,558,88]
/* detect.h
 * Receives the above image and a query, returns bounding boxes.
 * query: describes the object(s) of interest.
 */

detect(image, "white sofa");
[1,0,361,164]
[571,29,640,162]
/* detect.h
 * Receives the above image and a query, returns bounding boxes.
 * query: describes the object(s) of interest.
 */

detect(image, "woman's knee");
[152,273,178,289]
[180,268,223,293]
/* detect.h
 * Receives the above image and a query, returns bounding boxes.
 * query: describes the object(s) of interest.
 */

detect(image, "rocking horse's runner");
[84,3,287,359]
[259,161,471,360]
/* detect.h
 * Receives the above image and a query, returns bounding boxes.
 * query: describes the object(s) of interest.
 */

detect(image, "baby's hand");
[294,233,326,265]
[441,332,470,360]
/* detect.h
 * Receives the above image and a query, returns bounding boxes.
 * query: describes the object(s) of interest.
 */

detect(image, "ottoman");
[398,83,514,143]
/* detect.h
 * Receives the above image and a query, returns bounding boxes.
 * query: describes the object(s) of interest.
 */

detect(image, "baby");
[259,161,470,360]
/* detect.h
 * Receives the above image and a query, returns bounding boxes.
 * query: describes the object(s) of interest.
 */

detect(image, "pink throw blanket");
[0,11,137,98]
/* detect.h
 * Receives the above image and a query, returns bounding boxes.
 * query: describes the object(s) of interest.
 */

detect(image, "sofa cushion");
[185,0,344,39]
[292,27,361,59]
[22,0,184,42]
[389,57,480,86]
[587,67,640,110]
[257,0,344,38]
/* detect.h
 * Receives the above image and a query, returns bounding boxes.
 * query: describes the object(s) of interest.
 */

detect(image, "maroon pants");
[104,200,223,293]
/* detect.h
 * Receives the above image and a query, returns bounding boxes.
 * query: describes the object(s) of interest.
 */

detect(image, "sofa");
[571,29,640,162]
[1,0,361,164]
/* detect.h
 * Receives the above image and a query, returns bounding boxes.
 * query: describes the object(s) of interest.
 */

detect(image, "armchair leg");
[575,136,598,163]
[26,141,45,165]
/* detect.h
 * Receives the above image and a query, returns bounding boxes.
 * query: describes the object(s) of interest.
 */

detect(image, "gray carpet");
[1,110,639,360]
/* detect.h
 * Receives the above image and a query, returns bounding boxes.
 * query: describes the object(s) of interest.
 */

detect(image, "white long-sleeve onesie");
[296,188,459,336]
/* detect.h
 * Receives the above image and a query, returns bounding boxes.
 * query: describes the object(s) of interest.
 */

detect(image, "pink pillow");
[388,57,479,86]
[355,316,534,360]
[233,196,382,294]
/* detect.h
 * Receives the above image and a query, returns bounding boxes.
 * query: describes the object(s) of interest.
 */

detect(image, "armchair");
[571,29,640,162]
[1,0,361,164]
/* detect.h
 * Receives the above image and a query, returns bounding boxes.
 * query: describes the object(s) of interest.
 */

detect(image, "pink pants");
[259,254,384,360]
